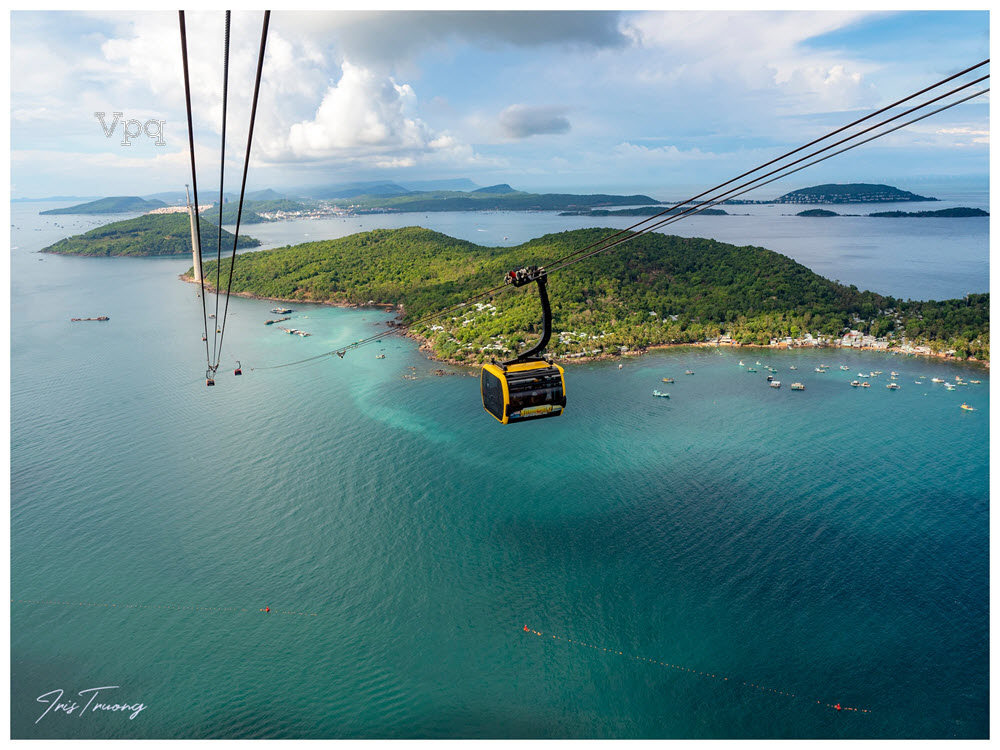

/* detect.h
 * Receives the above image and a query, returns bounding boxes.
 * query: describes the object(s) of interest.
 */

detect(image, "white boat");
[886,383,900,390]
[652,390,670,398]
[931,378,944,383]
[769,381,781,388]
[790,382,805,390]
[840,366,850,370]
[850,381,861,387]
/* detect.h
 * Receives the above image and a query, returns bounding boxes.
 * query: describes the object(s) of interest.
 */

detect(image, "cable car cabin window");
[481,361,566,424]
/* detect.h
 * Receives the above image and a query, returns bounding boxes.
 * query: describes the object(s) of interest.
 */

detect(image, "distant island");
[797,207,987,218]
[726,183,938,205]
[324,186,662,213]
[40,196,167,215]
[796,209,840,217]
[40,213,260,256]
[188,226,988,363]
[559,206,728,217]
[868,207,988,218]
[775,183,936,204]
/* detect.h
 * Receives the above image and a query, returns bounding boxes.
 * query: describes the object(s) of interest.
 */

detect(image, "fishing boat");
[971,380,981,384]
[860,381,871,388]
[931,378,944,383]
[271,307,293,314]
[738,361,745,367]
[662,377,675,383]
[769,381,781,388]
[265,317,290,325]
[960,403,975,411]
[685,370,694,375]
[789,366,797,370]
[747,367,757,372]
[886,383,901,390]
[652,390,670,398]
[814,367,825,372]
[850,380,862,387]
[840,366,850,370]
[790,383,805,390]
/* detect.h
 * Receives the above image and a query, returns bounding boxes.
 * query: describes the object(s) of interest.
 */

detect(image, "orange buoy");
[265,606,270,613]
[835,703,841,711]
[524,624,528,632]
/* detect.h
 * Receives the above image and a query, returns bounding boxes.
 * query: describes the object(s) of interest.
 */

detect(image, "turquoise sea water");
[10,202,989,738]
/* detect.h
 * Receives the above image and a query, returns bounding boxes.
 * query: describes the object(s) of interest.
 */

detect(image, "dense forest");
[40,213,261,256]
[194,227,989,362]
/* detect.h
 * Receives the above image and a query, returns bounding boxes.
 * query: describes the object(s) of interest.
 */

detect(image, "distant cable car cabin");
[481,267,566,424]
[206,368,215,387]
[234,360,242,376]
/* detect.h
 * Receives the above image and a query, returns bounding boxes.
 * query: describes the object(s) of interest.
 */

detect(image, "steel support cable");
[545,70,990,272]
[178,10,211,370]
[250,64,989,372]
[546,86,991,277]
[211,10,232,370]
[215,10,271,370]
[541,58,989,271]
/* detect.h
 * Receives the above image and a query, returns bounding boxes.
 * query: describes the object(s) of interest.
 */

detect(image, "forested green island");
[868,207,988,217]
[775,183,936,203]
[559,207,728,217]
[797,207,987,218]
[727,183,937,205]
[40,213,261,256]
[40,196,167,215]
[191,227,988,362]
[797,209,841,217]
[330,187,660,213]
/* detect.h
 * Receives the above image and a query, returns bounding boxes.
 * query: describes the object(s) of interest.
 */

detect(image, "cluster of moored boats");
[735,360,981,410]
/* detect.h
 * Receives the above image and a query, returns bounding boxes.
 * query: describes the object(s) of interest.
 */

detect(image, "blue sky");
[9,10,990,199]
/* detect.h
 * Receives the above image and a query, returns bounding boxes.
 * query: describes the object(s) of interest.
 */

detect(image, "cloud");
[936,127,989,145]
[260,60,449,166]
[499,105,571,138]
[275,11,630,68]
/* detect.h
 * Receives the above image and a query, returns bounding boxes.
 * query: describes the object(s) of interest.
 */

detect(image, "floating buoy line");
[522,624,870,714]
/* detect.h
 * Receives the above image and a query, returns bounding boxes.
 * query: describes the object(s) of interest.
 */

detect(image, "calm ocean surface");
[10,200,989,738]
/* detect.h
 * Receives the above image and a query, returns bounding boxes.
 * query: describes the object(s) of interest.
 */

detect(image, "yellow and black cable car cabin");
[480,266,566,424]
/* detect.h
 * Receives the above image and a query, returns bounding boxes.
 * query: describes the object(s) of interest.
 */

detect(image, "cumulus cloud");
[499,105,571,138]
[258,60,465,169]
